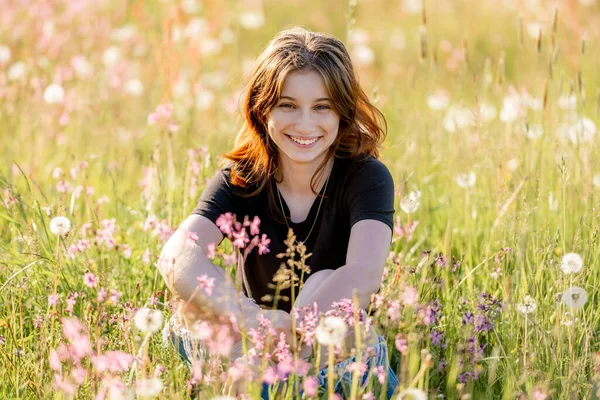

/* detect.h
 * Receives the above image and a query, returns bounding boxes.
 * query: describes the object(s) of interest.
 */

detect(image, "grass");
[1,0,600,398]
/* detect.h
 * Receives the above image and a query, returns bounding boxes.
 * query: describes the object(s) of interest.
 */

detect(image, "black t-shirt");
[192,154,395,312]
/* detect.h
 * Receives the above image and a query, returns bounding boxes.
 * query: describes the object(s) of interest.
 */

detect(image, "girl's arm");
[294,219,391,313]
[158,214,292,337]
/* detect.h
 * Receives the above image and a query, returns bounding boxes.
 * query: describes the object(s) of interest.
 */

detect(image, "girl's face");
[266,69,340,170]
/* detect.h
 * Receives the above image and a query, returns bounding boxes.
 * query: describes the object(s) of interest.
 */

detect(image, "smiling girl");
[158,26,398,398]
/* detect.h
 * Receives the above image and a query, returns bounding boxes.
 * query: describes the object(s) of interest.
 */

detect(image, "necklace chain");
[276,173,331,245]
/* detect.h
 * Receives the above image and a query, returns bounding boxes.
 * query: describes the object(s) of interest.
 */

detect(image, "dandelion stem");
[327,344,335,399]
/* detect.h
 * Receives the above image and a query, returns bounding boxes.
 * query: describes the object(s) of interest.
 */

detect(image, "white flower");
[516,295,537,315]
[8,61,27,81]
[478,102,497,121]
[103,46,121,67]
[564,117,596,145]
[181,0,201,14]
[398,388,428,400]
[0,44,11,65]
[427,90,450,110]
[400,190,421,214]
[195,89,215,111]
[348,28,370,46]
[134,308,164,333]
[560,253,583,274]
[315,316,348,346]
[49,216,71,236]
[443,106,474,132]
[456,171,476,189]
[562,286,588,309]
[135,377,163,398]
[71,55,93,78]
[524,123,544,140]
[499,95,521,123]
[593,173,600,188]
[548,192,558,212]
[124,79,144,96]
[110,25,137,42]
[558,94,577,109]
[352,44,375,67]
[506,158,520,172]
[389,30,406,50]
[579,0,595,7]
[402,0,423,14]
[43,83,65,104]
[526,22,545,40]
[239,10,265,29]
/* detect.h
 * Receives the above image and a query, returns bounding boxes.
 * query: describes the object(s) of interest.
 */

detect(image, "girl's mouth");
[287,135,321,147]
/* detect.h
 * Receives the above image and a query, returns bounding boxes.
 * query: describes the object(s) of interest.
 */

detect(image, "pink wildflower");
[142,248,151,265]
[49,294,60,306]
[395,334,408,354]
[83,272,98,288]
[263,366,277,385]
[52,167,63,179]
[49,349,62,371]
[71,367,86,385]
[53,374,76,398]
[185,231,199,245]
[97,288,107,302]
[122,244,132,259]
[215,212,235,236]
[232,228,249,248]
[62,317,86,340]
[373,365,386,384]
[303,376,318,397]
[206,243,216,259]
[197,274,215,296]
[258,234,271,255]
[249,216,261,235]
[56,180,70,193]
[401,286,418,307]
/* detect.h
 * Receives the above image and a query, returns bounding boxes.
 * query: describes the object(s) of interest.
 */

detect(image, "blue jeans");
[260,334,399,399]
[166,318,399,399]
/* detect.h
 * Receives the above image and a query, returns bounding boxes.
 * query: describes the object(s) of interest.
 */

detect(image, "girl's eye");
[315,104,330,110]
[279,103,294,109]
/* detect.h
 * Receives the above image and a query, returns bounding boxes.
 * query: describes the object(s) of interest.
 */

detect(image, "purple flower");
[462,312,474,325]
[430,329,444,346]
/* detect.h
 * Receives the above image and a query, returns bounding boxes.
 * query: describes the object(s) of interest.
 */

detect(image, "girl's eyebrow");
[279,95,331,102]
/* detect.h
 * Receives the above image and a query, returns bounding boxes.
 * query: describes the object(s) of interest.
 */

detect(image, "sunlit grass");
[1,0,600,398]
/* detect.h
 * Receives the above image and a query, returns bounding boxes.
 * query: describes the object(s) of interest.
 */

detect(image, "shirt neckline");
[276,157,337,226]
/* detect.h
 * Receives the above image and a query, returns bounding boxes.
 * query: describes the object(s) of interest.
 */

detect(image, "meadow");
[1,0,600,398]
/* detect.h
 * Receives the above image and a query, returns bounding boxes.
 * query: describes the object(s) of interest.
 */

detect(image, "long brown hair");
[224,27,387,217]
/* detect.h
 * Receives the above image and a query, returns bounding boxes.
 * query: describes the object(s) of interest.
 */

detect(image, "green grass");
[1,0,600,398]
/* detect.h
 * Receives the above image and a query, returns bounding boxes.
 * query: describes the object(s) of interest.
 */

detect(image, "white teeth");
[290,136,318,145]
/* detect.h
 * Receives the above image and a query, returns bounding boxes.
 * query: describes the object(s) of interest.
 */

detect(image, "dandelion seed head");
[400,190,421,214]
[43,83,65,104]
[135,377,163,398]
[516,295,536,315]
[50,216,71,236]
[134,308,163,333]
[398,388,428,400]
[562,286,588,309]
[560,253,583,274]
[456,171,476,189]
[315,316,347,346]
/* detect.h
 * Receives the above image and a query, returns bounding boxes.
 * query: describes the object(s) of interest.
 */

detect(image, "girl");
[159,26,398,398]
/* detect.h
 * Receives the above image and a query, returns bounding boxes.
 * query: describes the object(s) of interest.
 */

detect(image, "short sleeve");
[191,168,240,223]
[346,158,395,231]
